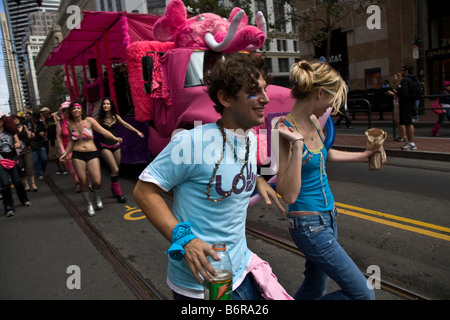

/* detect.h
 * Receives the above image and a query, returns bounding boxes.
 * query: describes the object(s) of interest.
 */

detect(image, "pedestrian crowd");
[1,98,144,218]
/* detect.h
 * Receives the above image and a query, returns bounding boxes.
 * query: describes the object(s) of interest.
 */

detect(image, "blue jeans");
[172,272,265,300]
[287,209,375,300]
[32,146,47,177]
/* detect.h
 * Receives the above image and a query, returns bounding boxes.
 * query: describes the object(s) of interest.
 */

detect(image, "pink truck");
[127,46,297,167]
[126,0,297,167]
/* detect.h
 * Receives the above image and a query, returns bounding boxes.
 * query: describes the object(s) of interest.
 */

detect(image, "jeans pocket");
[307,223,326,234]
[289,216,335,256]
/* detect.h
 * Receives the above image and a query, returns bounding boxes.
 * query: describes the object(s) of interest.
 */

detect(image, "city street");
[1,152,448,300]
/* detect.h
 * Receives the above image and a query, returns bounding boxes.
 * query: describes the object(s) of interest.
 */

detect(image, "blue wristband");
[165,221,197,261]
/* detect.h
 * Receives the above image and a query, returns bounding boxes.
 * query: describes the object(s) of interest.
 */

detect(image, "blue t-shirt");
[140,123,257,294]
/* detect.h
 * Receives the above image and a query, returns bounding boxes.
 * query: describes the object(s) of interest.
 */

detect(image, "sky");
[0,1,12,116]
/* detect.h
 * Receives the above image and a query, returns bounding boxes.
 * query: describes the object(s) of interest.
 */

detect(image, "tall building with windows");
[255,0,300,86]
[2,0,60,108]
[96,0,148,13]
[1,12,23,113]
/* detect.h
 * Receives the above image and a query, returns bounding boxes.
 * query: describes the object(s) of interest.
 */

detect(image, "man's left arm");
[255,176,286,215]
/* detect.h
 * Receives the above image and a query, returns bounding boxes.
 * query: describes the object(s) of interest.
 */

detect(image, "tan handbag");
[365,128,387,170]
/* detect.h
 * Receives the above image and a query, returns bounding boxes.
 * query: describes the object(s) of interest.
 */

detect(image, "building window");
[266,58,273,73]
[277,40,287,51]
[273,0,287,32]
[278,58,289,72]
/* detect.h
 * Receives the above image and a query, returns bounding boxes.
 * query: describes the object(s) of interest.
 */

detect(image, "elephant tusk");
[255,11,267,38]
[205,10,244,52]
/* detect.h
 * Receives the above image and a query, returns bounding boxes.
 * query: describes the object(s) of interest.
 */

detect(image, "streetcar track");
[46,177,165,300]
[246,226,430,300]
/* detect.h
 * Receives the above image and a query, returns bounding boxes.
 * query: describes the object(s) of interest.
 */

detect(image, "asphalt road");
[1,160,412,301]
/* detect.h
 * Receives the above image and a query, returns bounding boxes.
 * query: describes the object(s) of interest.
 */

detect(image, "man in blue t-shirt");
[134,53,284,300]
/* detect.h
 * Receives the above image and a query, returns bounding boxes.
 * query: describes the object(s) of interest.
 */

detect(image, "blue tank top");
[285,116,334,213]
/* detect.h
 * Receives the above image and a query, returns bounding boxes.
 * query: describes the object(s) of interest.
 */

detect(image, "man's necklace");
[206,119,250,203]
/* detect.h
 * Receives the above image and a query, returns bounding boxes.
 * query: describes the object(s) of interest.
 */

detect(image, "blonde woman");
[388,72,404,141]
[275,60,380,300]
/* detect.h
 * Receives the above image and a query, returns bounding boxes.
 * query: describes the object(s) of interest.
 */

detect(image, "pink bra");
[72,123,93,141]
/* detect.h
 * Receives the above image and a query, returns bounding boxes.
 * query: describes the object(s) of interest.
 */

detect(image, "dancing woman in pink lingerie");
[60,101,122,217]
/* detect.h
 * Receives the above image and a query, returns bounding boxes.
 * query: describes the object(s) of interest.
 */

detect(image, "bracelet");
[165,221,197,261]
[291,138,305,145]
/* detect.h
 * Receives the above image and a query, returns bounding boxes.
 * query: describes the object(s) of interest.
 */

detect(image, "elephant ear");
[153,0,187,42]
[229,7,248,28]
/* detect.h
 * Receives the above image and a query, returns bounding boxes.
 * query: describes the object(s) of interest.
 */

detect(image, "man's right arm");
[133,180,179,241]
[133,180,218,283]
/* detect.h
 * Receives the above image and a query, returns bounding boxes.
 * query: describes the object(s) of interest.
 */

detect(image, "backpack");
[408,75,422,100]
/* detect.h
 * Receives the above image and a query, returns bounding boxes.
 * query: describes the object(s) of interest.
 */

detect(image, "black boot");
[2,186,15,216]
[14,182,31,207]
[110,176,127,203]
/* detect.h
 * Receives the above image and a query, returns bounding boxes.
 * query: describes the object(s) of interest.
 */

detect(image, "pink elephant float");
[153,0,267,53]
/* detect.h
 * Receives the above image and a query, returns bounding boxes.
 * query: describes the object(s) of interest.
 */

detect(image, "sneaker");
[62,170,68,175]
[56,170,61,175]
[6,210,14,217]
[23,201,32,207]
[401,143,417,150]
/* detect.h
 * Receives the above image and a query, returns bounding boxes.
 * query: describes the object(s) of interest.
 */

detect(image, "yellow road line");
[335,202,450,234]
[339,209,450,241]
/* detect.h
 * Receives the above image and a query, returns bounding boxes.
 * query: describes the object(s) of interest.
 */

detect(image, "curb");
[333,145,450,162]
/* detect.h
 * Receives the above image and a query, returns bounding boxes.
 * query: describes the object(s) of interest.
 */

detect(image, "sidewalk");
[332,110,450,161]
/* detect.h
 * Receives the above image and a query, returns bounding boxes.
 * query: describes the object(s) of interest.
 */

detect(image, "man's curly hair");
[204,53,272,115]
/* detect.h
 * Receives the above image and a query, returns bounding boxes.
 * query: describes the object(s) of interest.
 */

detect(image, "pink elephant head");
[153,0,267,53]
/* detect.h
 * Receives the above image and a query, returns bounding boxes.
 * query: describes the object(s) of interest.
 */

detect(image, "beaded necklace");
[206,119,250,203]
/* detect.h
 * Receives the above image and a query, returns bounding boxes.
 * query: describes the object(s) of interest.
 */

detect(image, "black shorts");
[72,151,99,162]
[399,105,414,125]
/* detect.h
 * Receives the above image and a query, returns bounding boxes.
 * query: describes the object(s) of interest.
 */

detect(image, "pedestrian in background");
[27,112,48,181]
[387,72,404,142]
[0,115,32,217]
[40,107,66,175]
[396,65,418,150]
[275,60,378,300]
[431,81,450,137]
[13,115,37,192]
